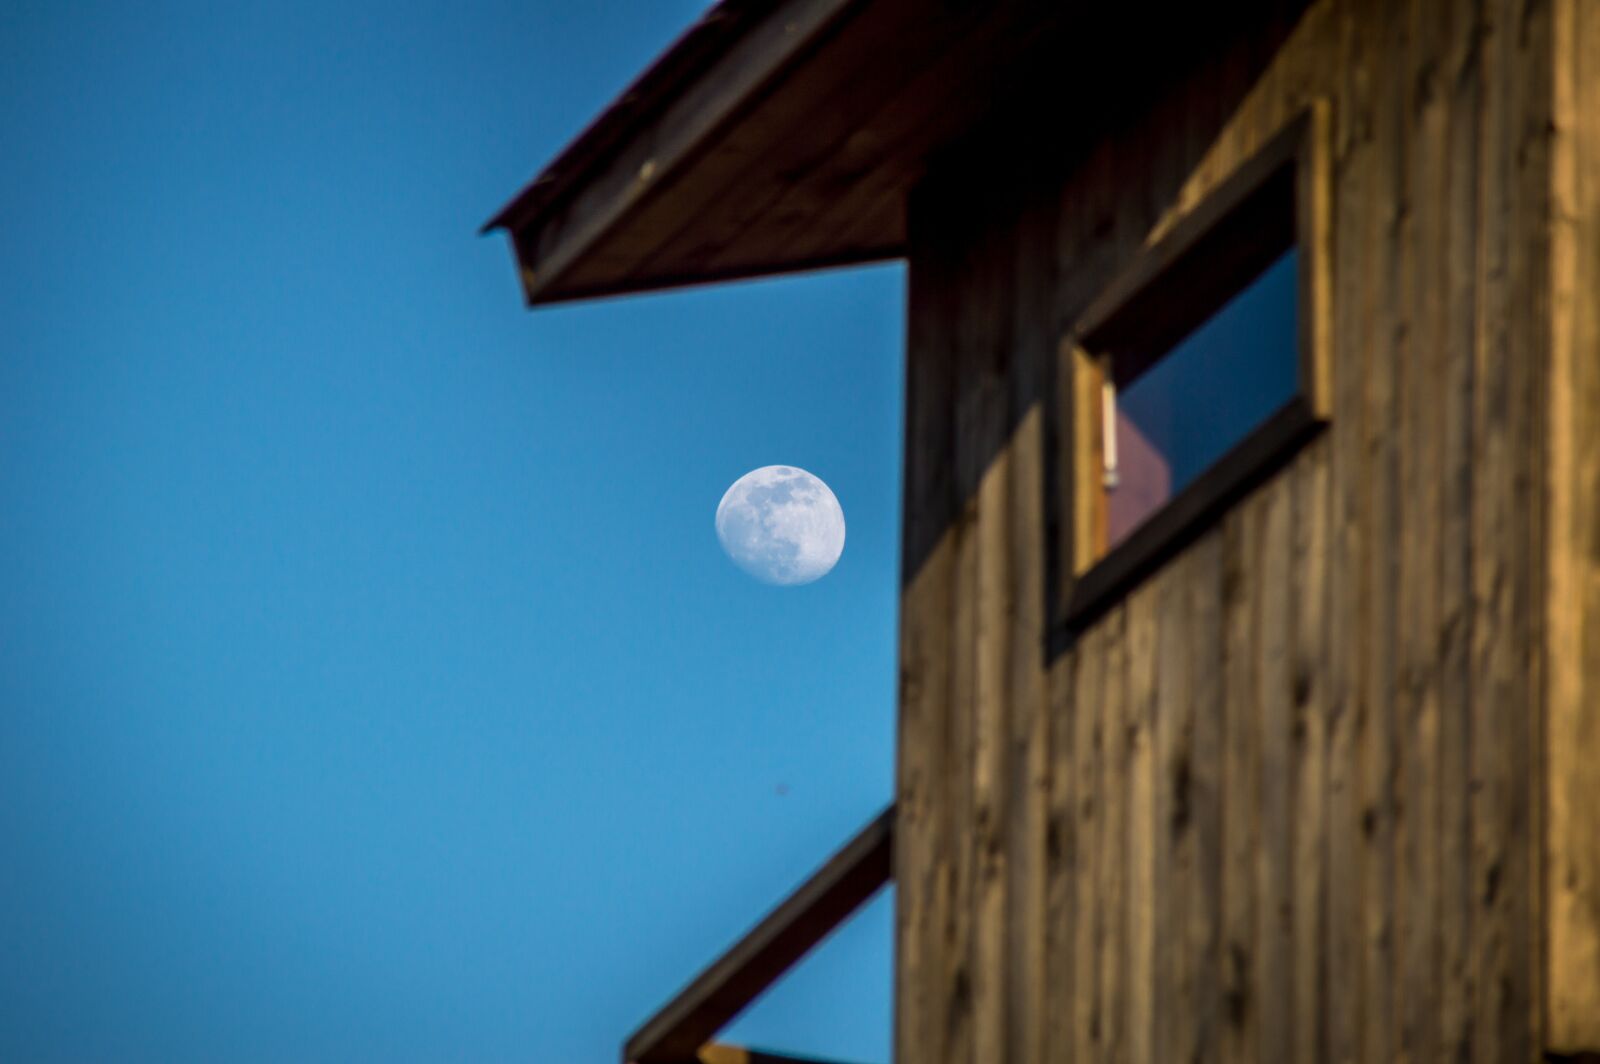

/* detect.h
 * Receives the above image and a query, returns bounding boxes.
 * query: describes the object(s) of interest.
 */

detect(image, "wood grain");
[1072,617,1105,1064]
[1359,5,1404,1058]
[888,3,1568,1060]
[1546,0,1600,1050]
[1221,502,1261,1064]
[1096,607,1129,1063]
[1436,0,1483,1056]
[1152,547,1191,1064]
[894,193,959,1064]
[1254,473,1294,1064]
[1124,566,1160,1064]
[1004,191,1055,1064]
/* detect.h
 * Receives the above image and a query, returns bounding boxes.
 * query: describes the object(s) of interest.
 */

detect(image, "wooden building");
[485,1,1600,1060]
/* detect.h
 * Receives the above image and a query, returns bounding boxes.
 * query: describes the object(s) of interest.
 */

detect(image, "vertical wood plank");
[1006,190,1055,1064]
[1469,3,1513,1057]
[1291,440,1331,1064]
[1254,471,1294,1064]
[1360,3,1406,1058]
[1149,560,1181,1064]
[1096,606,1129,1064]
[1546,0,1600,1049]
[1221,503,1261,1064]
[1396,0,1443,1058]
[1325,3,1379,1058]
[943,212,985,1064]
[1041,187,1080,1064]
[1154,540,1199,1063]
[1124,567,1160,1064]
[1470,0,1538,1055]
[899,9,1577,1064]
[1502,0,1546,1053]
[895,197,959,1064]
[1187,530,1226,1064]
[1437,0,1484,1056]
[969,217,1012,1064]
[1072,620,1106,1064]
[1043,651,1077,1064]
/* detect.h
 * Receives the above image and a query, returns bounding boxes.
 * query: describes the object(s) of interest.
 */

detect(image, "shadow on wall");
[897,2,1299,626]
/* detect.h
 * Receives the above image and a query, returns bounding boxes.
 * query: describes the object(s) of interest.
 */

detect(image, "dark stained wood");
[514,244,905,308]
[1096,607,1129,1063]
[1186,529,1227,1063]
[1395,1,1443,1057]
[1436,0,1483,1057]
[1057,397,1325,645]
[1500,0,1547,1055]
[1070,110,1305,376]
[1472,0,1542,1057]
[1241,17,1293,1064]
[1358,9,1403,1058]
[1255,470,1294,1064]
[941,207,986,1064]
[1146,62,1219,1064]
[1290,440,1331,1064]
[885,2,1568,1062]
[674,2,1064,279]
[1124,569,1160,1064]
[1150,539,1194,1062]
[1323,3,1379,1058]
[605,0,978,284]
[967,209,1013,1064]
[894,188,961,1064]
[1152,549,1188,1060]
[1221,498,1262,1064]
[1003,190,1055,1064]
[1070,618,1105,1063]
[623,807,893,1064]
[1041,644,1077,1064]
[1470,5,1516,1060]
[511,0,865,302]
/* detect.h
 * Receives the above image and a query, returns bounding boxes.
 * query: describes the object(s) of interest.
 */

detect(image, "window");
[1055,102,1330,639]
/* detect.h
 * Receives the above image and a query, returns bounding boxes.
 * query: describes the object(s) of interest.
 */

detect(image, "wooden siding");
[894,0,1576,1060]
[1546,0,1600,1050]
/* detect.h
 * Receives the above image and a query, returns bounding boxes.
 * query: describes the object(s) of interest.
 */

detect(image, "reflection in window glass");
[1107,247,1300,548]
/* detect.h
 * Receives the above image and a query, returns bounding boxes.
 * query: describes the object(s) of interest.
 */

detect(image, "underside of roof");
[484,0,1276,306]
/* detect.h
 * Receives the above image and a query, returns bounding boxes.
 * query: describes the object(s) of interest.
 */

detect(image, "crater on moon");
[715,465,845,585]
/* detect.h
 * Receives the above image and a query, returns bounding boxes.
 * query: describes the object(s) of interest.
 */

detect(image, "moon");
[715,466,846,585]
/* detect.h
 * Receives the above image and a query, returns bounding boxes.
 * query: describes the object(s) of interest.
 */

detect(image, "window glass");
[1106,247,1300,547]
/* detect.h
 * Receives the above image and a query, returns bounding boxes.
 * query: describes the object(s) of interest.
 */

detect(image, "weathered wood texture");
[1546,0,1600,1050]
[895,0,1581,1059]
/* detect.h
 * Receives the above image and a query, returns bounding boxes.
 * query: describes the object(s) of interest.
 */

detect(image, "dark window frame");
[1051,101,1332,648]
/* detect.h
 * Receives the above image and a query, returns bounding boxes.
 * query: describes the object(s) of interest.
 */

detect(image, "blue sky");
[0,3,903,1060]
